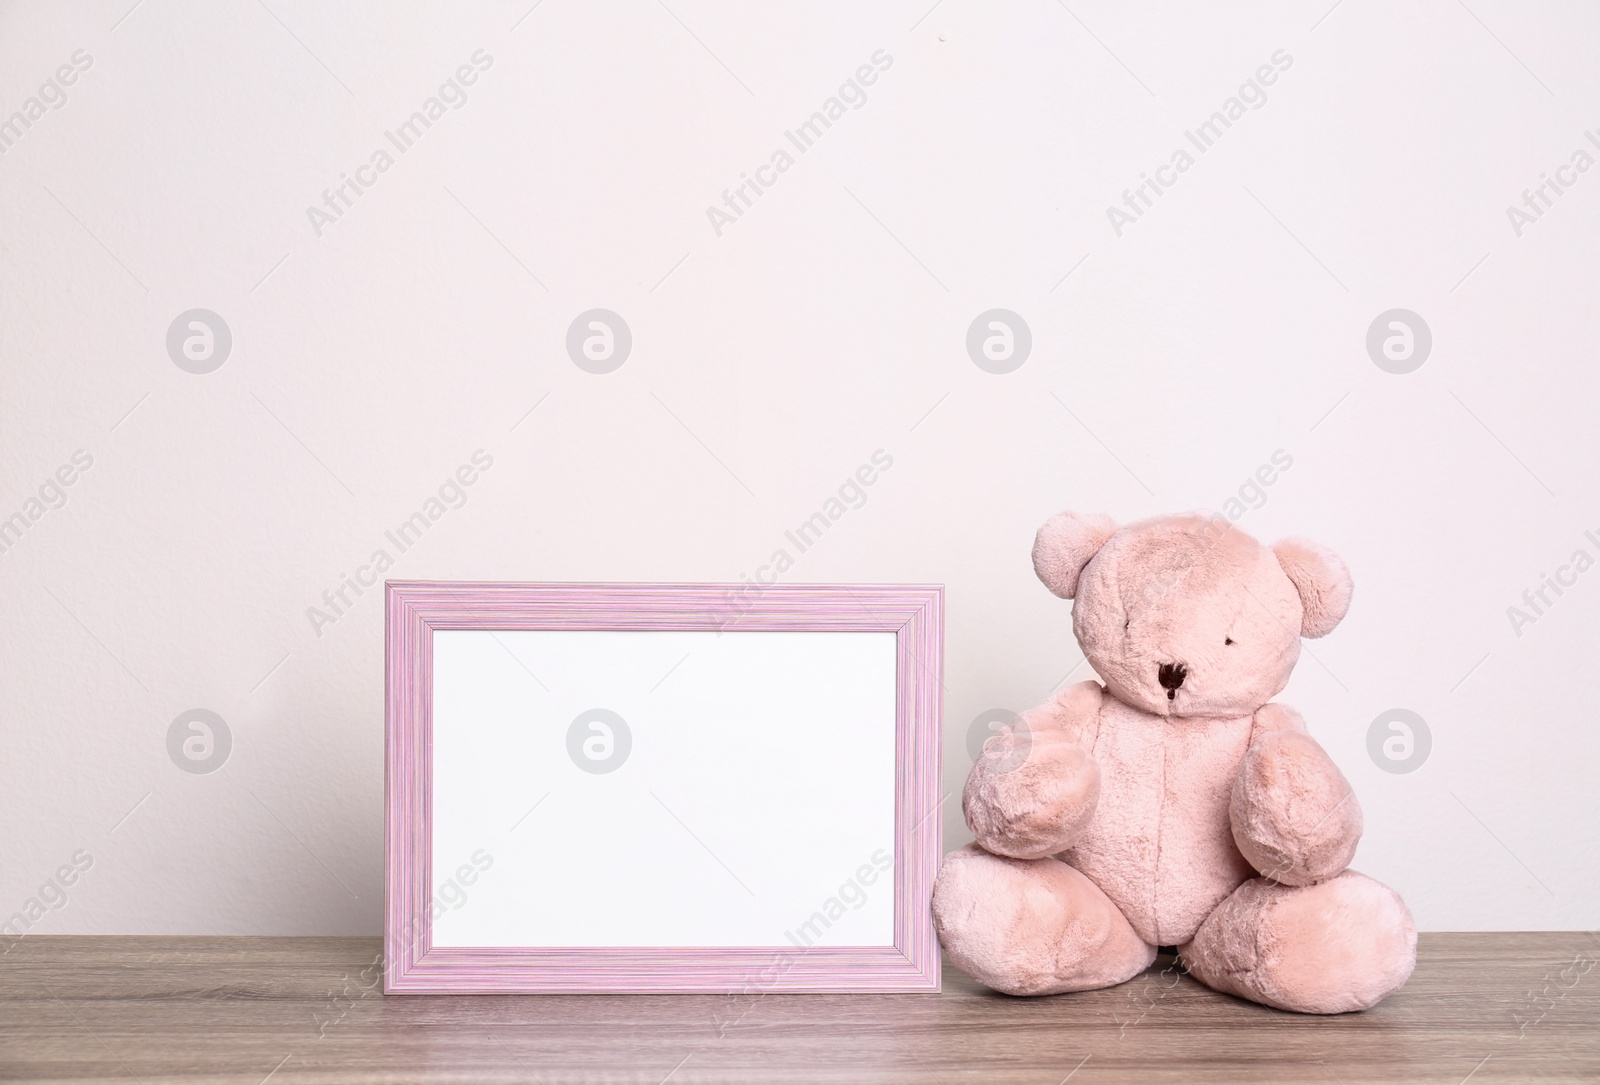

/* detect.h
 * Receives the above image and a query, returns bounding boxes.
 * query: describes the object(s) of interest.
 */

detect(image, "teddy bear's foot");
[1179,870,1416,1013]
[932,844,1155,996]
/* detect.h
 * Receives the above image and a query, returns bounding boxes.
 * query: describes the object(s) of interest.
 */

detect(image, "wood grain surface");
[1,933,1596,1083]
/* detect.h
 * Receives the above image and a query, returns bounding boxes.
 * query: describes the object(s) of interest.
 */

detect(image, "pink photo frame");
[384,581,943,993]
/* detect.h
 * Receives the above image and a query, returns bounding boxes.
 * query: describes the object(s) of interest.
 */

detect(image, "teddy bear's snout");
[1157,662,1188,699]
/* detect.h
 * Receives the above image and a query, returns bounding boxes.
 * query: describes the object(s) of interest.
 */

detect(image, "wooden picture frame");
[384,581,942,993]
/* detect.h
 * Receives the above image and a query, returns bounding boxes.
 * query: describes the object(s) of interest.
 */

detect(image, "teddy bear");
[932,511,1416,1013]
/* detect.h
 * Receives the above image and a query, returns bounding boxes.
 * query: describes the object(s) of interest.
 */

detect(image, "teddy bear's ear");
[1272,538,1353,638]
[1032,511,1118,599]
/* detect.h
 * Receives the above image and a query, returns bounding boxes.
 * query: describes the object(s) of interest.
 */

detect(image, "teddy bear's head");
[1032,512,1352,718]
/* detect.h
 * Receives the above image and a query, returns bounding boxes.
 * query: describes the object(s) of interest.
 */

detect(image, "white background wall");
[1,0,1596,936]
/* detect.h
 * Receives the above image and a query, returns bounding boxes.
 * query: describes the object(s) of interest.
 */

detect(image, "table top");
[2,933,1596,1083]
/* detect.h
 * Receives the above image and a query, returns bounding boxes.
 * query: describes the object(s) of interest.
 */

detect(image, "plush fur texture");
[1271,537,1354,638]
[1181,872,1416,1013]
[932,512,1415,1013]
[1032,511,1118,599]
[935,844,1157,995]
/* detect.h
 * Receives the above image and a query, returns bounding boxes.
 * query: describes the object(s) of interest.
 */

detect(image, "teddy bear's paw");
[1230,730,1363,886]
[963,728,1100,860]
[1180,871,1417,1013]
[932,844,1155,997]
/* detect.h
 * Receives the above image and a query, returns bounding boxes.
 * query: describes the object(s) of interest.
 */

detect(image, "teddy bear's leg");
[1179,871,1416,1013]
[932,844,1156,996]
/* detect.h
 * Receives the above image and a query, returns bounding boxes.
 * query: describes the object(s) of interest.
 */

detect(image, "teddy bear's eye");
[1225,637,1234,645]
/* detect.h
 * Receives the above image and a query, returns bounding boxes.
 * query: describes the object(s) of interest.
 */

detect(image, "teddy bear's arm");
[1228,704,1363,886]
[962,681,1103,860]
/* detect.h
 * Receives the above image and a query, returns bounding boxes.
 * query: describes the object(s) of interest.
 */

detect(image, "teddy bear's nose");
[1157,662,1187,699]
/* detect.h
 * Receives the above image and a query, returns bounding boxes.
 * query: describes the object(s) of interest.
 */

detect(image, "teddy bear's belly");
[1062,701,1258,946]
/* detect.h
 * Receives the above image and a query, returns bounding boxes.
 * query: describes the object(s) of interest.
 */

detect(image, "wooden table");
[2,934,1596,1083]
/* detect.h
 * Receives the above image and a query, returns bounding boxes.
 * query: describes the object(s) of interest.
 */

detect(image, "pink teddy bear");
[932,511,1416,1013]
